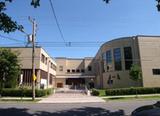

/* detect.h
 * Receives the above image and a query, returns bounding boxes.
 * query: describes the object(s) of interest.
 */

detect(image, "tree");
[129,64,142,81]
[103,0,160,12]
[0,48,21,89]
[0,0,40,33]
[129,64,142,97]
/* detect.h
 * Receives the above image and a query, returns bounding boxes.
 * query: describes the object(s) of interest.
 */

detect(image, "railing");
[85,85,91,96]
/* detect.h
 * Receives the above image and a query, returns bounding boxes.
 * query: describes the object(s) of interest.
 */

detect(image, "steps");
[38,93,105,103]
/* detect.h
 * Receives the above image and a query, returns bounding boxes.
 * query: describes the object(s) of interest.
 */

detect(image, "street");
[0,99,158,116]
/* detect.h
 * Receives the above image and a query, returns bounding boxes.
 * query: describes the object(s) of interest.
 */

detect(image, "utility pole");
[29,16,37,101]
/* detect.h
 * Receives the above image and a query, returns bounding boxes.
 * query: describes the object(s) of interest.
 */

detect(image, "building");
[3,35,160,89]
[94,35,160,89]
[9,47,57,89]
[55,57,95,89]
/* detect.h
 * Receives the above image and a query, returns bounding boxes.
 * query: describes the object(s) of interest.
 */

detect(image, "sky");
[1,0,160,58]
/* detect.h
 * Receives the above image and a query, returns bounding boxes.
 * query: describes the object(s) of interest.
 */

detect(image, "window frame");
[114,48,122,71]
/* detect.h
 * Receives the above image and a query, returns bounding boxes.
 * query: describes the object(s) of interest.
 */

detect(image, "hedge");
[105,87,160,96]
[0,88,53,97]
[91,89,100,96]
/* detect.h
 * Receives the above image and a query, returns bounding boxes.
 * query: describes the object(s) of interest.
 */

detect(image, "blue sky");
[1,0,160,58]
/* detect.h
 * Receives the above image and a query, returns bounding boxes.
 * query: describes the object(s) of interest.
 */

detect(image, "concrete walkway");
[101,93,160,99]
[38,92,105,103]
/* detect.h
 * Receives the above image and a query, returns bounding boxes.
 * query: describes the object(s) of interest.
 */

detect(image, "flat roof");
[55,57,93,60]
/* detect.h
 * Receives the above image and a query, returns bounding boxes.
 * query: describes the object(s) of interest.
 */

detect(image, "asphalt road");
[0,99,158,116]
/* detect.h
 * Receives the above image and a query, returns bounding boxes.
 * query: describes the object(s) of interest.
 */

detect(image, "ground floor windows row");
[20,69,55,86]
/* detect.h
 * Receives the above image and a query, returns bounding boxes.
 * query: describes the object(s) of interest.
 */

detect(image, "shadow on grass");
[0,107,125,116]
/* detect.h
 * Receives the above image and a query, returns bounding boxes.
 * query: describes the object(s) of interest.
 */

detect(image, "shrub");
[91,89,100,96]
[0,88,53,97]
[105,87,160,96]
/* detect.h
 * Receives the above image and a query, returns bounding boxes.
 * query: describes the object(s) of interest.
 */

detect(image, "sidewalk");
[101,94,160,99]
[0,97,42,101]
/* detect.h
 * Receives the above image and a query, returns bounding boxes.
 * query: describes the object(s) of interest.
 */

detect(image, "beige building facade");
[4,35,160,89]
[95,35,160,89]
[55,57,95,89]
[9,47,57,89]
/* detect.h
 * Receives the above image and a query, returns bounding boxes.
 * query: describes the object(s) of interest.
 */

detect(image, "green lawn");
[98,90,106,96]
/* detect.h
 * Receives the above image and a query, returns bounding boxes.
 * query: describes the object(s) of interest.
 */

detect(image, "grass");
[97,89,106,96]
[103,95,160,101]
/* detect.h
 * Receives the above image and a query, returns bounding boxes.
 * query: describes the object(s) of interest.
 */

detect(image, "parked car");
[131,101,160,116]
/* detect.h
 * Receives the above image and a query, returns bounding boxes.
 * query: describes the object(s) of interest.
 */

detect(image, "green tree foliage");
[0,48,21,88]
[129,64,142,97]
[129,64,142,81]
[0,0,23,33]
[0,0,40,33]
[103,0,160,12]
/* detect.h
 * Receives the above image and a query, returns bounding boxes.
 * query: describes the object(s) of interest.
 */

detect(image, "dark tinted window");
[153,69,160,75]
[114,48,122,71]
[76,69,80,73]
[72,69,75,73]
[88,66,92,71]
[106,50,112,63]
[81,69,85,73]
[124,47,133,70]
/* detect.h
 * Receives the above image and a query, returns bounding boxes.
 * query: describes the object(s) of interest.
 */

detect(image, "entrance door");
[57,83,63,88]
[66,78,85,89]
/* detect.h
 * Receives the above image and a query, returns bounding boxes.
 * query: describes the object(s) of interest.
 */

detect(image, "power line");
[0,34,25,43]
[36,41,104,47]
[49,0,66,43]
[0,43,25,46]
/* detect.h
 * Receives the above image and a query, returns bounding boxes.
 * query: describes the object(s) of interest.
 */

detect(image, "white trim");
[56,75,95,79]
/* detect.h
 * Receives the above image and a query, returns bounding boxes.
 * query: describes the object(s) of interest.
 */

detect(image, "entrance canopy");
[56,75,95,79]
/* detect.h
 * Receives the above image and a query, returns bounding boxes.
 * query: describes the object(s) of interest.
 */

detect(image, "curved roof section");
[94,36,134,58]
[100,36,133,49]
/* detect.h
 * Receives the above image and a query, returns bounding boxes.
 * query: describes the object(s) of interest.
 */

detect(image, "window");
[153,69,160,75]
[106,50,112,64]
[72,69,75,73]
[124,47,133,70]
[67,69,70,73]
[59,66,63,71]
[41,54,45,63]
[88,66,92,71]
[102,53,106,72]
[81,69,85,73]
[45,57,48,65]
[114,48,122,71]
[51,63,56,70]
[76,69,80,73]
[49,74,53,85]
[102,52,106,61]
